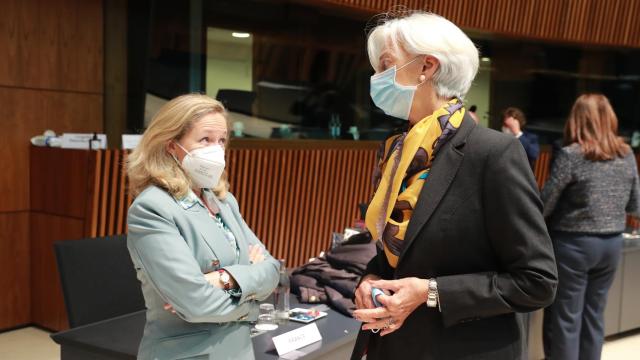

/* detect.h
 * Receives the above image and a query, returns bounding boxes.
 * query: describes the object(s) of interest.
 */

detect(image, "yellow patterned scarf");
[365,98,465,268]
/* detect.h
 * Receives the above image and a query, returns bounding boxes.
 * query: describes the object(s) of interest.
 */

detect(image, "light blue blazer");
[127,185,280,360]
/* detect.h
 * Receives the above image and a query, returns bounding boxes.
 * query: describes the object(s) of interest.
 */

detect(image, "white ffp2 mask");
[174,142,225,189]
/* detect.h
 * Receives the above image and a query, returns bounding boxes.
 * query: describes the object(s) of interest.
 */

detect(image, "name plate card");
[60,133,107,149]
[272,323,322,356]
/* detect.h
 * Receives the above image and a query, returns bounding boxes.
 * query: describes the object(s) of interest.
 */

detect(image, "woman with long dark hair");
[542,94,640,360]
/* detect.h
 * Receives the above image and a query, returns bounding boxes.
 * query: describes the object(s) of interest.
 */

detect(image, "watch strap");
[218,269,231,290]
[426,278,439,309]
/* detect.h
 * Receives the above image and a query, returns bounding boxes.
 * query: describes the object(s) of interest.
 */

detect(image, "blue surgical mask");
[370,57,423,120]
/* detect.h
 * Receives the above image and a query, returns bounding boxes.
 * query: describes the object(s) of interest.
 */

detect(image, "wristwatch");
[426,278,439,309]
[218,270,231,290]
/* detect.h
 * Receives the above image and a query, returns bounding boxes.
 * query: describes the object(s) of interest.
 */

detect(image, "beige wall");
[465,61,492,128]
[205,28,253,99]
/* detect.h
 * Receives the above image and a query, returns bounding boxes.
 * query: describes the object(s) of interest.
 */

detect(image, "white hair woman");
[351,12,557,359]
[127,94,279,360]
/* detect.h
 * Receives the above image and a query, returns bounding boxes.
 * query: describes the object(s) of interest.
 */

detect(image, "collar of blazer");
[396,113,477,269]
[174,189,251,265]
[174,189,204,210]
[203,192,251,265]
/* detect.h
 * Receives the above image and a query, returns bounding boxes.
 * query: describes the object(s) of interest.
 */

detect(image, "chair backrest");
[54,235,145,328]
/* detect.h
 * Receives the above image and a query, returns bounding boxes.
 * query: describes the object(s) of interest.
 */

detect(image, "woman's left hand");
[248,245,265,264]
[352,277,428,336]
[163,303,176,314]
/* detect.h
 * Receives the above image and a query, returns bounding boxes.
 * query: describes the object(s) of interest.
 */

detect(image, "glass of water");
[255,303,278,331]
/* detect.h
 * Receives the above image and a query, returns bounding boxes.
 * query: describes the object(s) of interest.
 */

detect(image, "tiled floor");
[0,327,59,360]
[0,326,638,359]
[602,330,640,359]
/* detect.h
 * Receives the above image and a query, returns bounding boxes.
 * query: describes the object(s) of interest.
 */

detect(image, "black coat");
[352,115,558,360]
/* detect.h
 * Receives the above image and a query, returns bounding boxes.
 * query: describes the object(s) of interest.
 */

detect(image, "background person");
[541,94,640,360]
[502,106,540,168]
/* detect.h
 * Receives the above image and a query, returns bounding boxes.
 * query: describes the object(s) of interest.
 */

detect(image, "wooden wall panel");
[30,213,84,332]
[226,147,378,268]
[533,145,553,189]
[0,88,103,213]
[0,212,30,329]
[0,0,103,331]
[0,89,44,212]
[319,0,640,48]
[28,147,107,332]
[30,147,93,219]
[0,0,103,93]
[88,150,130,237]
[79,143,379,269]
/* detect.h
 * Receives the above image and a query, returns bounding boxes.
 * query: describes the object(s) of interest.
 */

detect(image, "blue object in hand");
[371,287,385,308]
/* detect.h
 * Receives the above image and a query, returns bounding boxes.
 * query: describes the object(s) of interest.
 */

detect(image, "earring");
[419,75,426,82]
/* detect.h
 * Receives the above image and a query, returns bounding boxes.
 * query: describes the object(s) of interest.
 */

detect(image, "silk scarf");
[365,98,465,268]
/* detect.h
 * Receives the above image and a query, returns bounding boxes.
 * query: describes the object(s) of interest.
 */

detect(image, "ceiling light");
[232,32,251,38]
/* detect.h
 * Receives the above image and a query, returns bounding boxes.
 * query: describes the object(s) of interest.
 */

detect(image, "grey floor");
[0,325,638,360]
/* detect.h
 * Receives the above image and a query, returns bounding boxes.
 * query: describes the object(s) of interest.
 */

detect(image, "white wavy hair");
[367,12,479,99]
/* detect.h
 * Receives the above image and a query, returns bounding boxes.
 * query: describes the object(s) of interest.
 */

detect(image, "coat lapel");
[397,115,476,266]
[193,205,236,265]
[210,194,250,265]
[173,192,235,264]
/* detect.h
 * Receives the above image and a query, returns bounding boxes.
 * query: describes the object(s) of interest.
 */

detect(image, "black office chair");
[54,235,145,328]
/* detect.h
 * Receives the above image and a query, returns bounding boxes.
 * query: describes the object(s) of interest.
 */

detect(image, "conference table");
[50,297,361,360]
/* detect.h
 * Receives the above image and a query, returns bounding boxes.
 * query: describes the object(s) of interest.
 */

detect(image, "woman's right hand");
[248,245,265,264]
[354,274,381,310]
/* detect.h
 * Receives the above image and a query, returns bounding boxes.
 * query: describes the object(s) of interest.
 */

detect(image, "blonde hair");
[128,93,230,199]
[564,94,630,161]
[367,11,479,99]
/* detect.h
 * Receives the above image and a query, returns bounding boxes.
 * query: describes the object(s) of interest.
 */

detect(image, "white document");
[60,133,107,149]
[272,323,322,356]
[121,134,143,150]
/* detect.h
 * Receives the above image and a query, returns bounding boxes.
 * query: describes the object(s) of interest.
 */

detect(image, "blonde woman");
[127,94,279,360]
